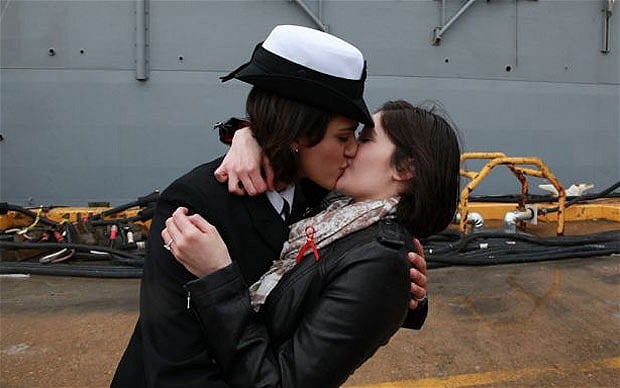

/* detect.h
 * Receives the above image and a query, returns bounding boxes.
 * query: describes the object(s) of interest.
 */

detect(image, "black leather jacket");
[185,219,425,388]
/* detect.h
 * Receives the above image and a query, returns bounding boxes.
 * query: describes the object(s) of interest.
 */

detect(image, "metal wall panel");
[1,1,135,69]
[1,0,618,206]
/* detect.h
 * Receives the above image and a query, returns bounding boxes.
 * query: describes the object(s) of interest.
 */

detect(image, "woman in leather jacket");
[163,99,461,387]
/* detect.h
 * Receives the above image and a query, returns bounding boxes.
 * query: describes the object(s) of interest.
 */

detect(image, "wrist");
[214,117,250,145]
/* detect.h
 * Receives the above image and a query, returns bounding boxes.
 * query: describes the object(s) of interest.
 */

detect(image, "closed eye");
[357,126,375,142]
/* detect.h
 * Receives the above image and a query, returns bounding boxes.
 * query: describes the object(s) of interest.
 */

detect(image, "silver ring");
[163,239,174,251]
[415,294,428,303]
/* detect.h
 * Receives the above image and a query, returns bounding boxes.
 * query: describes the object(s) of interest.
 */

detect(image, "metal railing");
[459,152,566,235]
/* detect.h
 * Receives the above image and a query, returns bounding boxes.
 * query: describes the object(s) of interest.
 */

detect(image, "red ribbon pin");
[296,226,320,264]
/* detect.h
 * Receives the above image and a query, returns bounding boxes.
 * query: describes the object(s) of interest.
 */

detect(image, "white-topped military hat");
[221,25,373,126]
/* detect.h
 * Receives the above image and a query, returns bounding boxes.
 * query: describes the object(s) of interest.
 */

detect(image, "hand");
[214,127,275,196]
[161,207,232,277]
[407,238,428,310]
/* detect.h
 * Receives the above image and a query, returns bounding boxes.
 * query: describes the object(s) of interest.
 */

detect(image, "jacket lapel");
[243,194,289,254]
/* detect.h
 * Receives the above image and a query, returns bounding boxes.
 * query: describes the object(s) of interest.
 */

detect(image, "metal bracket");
[432,0,479,46]
[135,0,149,81]
[432,0,539,46]
[525,204,538,225]
[602,0,615,53]
[290,0,328,32]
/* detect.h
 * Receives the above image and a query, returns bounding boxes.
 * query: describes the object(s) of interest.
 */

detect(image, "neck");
[349,191,400,203]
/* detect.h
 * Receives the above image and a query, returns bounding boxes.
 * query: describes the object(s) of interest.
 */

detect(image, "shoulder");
[323,219,412,275]
[159,157,230,203]
[167,157,224,192]
[336,219,411,256]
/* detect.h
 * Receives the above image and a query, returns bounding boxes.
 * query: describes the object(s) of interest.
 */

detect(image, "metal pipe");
[290,0,328,32]
[433,0,479,45]
[441,0,447,26]
[135,0,148,80]
[503,208,534,233]
[602,0,615,54]
[454,212,485,232]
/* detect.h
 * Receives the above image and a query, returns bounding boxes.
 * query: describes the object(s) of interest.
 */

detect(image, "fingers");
[412,237,424,257]
[228,175,246,196]
[409,237,427,273]
[171,207,193,231]
[240,170,265,196]
[410,281,426,300]
[162,207,194,252]
[161,227,173,251]
[166,211,231,277]
[215,153,247,196]
[161,220,178,254]
[214,166,228,183]
[216,126,268,196]
[408,277,427,310]
[410,264,427,285]
[408,240,428,311]
[188,213,215,234]
[408,251,427,275]
[220,163,269,196]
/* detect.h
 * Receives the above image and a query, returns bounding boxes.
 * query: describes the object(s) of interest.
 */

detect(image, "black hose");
[91,191,159,220]
[2,224,617,277]
[429,247,619,266]
[424,229,620,266]
[0,241,144,261]
[0,261,142,278]
[0,203,58,227]
[425,230,619,256]
[540,180,619,214]
[89,207,155,226]
[468,180,620,206]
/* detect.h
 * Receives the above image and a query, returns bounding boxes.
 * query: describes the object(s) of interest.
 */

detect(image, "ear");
[393,168,414,182]
[393,161,414,182]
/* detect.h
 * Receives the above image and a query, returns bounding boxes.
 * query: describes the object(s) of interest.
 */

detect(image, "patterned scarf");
[249,196,399,310]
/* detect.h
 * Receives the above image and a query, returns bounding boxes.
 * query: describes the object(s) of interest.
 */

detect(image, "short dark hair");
[379,100,461,238]
[246,87,331,185]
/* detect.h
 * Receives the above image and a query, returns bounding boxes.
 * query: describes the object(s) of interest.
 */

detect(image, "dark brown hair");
[379,100,461,238]
[246,87,331,185]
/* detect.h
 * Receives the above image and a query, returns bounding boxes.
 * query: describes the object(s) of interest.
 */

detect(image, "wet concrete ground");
[1,255,619,387]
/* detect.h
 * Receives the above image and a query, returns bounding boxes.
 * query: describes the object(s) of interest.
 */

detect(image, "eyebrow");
[361,126,376,134]
[336,126,358,134]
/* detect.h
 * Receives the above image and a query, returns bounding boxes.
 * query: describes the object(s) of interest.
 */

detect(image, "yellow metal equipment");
[459,152,567,235]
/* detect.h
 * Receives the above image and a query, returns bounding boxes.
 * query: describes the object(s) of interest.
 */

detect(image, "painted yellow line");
[348,357,620,388]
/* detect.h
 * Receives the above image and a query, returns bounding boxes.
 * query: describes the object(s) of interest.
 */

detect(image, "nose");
[344,137,358,158]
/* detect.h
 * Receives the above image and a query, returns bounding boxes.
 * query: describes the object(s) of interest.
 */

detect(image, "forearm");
[139,183,226,386]
[185,263,280,387]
